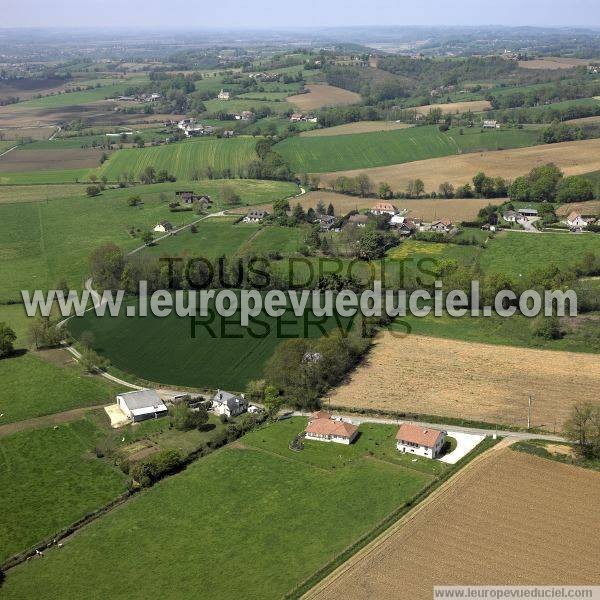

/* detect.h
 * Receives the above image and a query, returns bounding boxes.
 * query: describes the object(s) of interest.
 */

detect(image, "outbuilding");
[117,389,168,422]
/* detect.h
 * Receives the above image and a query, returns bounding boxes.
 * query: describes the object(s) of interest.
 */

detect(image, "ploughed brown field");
[518,57,593,69]
[413,100,491,115]
[318,138,600,193]
[0,102,112,128]
[0,126,57,141]
[233,191,503,222]
[300,121,413,137]
[0,148,107,172]
[306,448,600,600]
[287,84,361,111]
[327,333,600,430]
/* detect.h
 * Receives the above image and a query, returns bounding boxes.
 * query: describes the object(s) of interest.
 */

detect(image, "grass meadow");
[0,168,92,185]
[274,125,541,173]
[0,352,119,424]
[99,137,258,181]
[1,418,432,599]
[0,179,297,302]
[0,419,127,563]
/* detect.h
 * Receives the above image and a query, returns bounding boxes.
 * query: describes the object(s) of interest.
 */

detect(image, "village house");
[371,202,397,216]
[317,214,337,231]
[290,113,305,122]
[117,389,168,423]
[430,218,454,233]
[154,220,173,233]
[212,390,247,417]
[348,214,369,227]
[304,412,359,445]
[243,209,268,223]
[502,210,520,223]
[483,119,500,129]
[396,423,446,459]
[217,89,231,100]
[565,211,594,230]
[397,219,417,236]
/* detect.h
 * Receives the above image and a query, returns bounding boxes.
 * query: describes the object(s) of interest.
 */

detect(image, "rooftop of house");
[118,389,165,411]
[396,423,445,448]
[305,417,358,439]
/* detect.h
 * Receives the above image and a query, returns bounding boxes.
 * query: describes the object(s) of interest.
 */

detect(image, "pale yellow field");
[319,138,600,193]
[0,184,87,204]
[414,100,491,115]
[300,121,412,137]
[326,332,600,430]
[518,57,592,70]
[287,84,361,111]
[556,200,600,216]
[306,448,600,600]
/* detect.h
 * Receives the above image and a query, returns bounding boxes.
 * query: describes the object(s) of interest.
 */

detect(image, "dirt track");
[318,138,600,193]
[306,447,600,599]
[328,333,600,430]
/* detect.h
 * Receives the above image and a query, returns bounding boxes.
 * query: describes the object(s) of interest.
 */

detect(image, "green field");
[0,168,92,185]
[67,295,354,390]
[0,179,297,302]
[99,137,258,181]
[0,419,127,563]
[1,418,433,598]
[203,97,293,115]
[274,125,541,173]
[0,352,119,424]
[0,141,16,154]
[479,230,600,277]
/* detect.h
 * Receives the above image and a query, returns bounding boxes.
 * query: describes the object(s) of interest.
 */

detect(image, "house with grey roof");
[117,389,168,422]
[212,390,247,417]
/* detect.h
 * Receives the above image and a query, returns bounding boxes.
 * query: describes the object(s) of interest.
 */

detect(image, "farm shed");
[396,423,446,459]
[117,390,168,422]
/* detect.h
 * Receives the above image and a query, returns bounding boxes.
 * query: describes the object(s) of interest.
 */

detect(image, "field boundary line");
[297,438,510,599]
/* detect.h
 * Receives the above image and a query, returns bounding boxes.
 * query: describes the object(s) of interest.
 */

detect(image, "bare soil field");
[413,100,491,115]
[518,57,592,70]
[287,84,361,111]
[319,138,600,193]
[0,126,57,140]
[0,147,106,172]
[300,121,412,137]
[0,184,87,204]
[556,200,600,216]
[327,333,600,429]
[240,191,504,222]
[306,448,600,600]
[0,102,111,128]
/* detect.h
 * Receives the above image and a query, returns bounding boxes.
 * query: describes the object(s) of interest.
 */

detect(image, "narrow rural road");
[127,210,227,255]
[0,144,19,159]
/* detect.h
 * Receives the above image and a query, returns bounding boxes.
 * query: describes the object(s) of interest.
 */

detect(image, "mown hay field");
[287,84,362,110]
[556,199,600,216]
[413,100,491,115]
[99,137,257,181]
[275,125,540,173]
[327,332,600,429]
[1,418,432,599]
[300,121,413,137]
[306,448,600,600]
[518,57,593,69]
[319,137,600,193]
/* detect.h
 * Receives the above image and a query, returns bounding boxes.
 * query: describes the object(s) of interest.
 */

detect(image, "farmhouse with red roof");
[396,423,446,459]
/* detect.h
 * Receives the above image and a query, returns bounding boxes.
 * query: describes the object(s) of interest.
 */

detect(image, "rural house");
[518,207,538,220]
[154,220,173,233]
[304,412,359,445]
[217,89,231,100]
[483,119,500,129]
[348,214,369,227]
[317,214,337,231]
[397,219,416,236]
[212,390,247,417]
[396,423,446,459]
[243,210,268,223]
[566,211,593,230]
[502,210,520,223]
[371,202,397,216]
[430,218,454,233]
[117,390,168,423]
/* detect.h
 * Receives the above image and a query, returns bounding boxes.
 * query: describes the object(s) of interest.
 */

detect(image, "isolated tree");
[221,184,241,206]
[438,182,455,199]
[0,322,16,358]
[326,202,335,216]
[141,230,154,245]
[378,182,392,199]
[564,401,600,458]
[413,179,425,198]
[86,185,101,197]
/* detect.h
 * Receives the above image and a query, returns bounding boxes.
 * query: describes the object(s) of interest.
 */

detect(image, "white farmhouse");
[217,89,231,100]
[243,210,268,223]
[566,211,591,230]
[154,220,173,233]
[212,390,247,417]
[396,423,446,459]
[304,412,358,445]
[371,202,397,216]
[117,389,168,423]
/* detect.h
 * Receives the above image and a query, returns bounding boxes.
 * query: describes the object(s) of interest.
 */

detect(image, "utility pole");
[527,396,533,430]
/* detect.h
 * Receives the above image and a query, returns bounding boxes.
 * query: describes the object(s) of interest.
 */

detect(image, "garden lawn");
[99,137,257,181]
[274,125,541,173]
[0,420,127,563]
[1,418,431,599]
[0,352,119,424]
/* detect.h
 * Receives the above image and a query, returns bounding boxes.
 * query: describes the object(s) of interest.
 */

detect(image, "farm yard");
[0,417,434,599]
[306,447,600,599]
[275,125,541,173]
[286,84,362,110]
[319,137,600,192]
[98,137,258,181]
[327,332,600,430]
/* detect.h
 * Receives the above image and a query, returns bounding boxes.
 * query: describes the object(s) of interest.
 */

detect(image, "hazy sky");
[3,0,600,29]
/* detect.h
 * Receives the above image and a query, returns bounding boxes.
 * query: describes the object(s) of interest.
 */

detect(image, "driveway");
[438,431,486,464]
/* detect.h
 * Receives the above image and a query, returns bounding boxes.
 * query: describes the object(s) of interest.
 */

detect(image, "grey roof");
[212,389,245,410]
[118,389,162,410]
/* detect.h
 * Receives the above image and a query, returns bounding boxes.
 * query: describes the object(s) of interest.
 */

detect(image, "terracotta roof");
[373,202,397,212]
[567,211,581,221]
[310,410,332,421]
[305,418,358,438]
[396,423,444,448]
